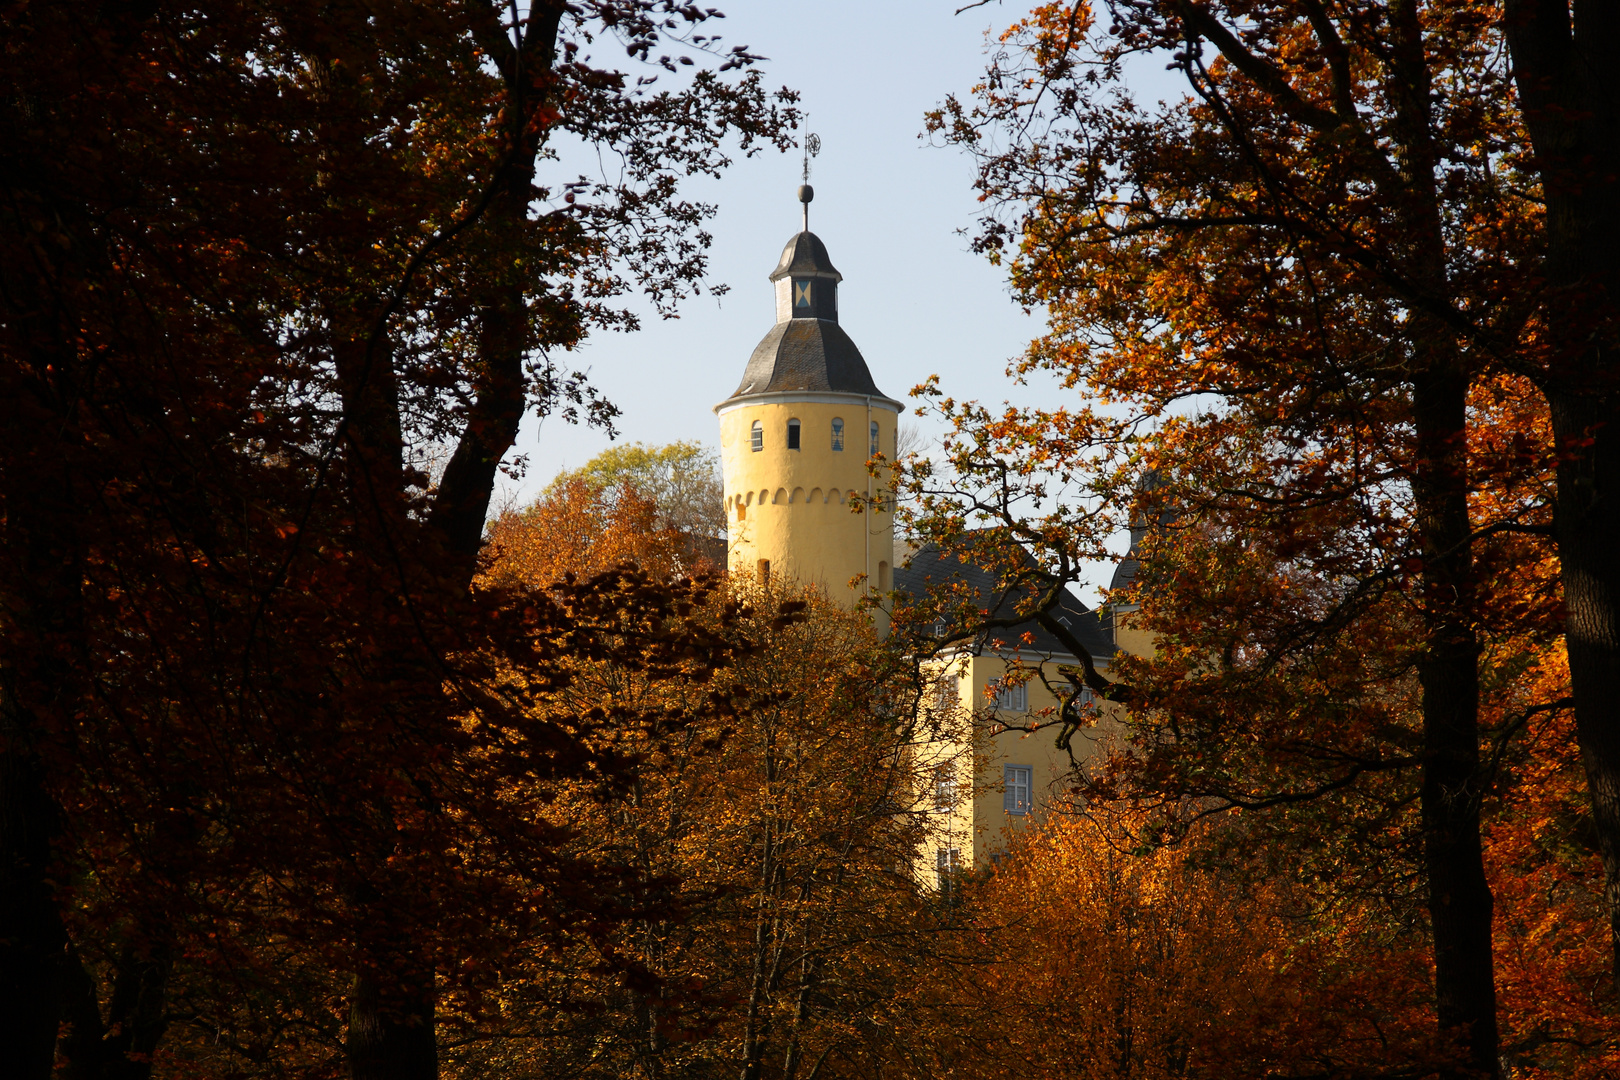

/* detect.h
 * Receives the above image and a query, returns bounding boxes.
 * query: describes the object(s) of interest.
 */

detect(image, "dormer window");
[787,418,801,450]
[831,417,844,451]
[750,420,763,452]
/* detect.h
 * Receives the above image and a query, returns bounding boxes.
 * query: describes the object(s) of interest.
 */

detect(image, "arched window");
[869,420,880,456]
[750,420,763,452]
[830,417,844,451]
[786,418,801,450]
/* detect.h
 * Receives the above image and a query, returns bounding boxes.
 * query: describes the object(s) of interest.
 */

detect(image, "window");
[933,765,956,811]
[756,559,770,585]
[736,500,746,522]
[831,417,844,451]
[750,420,763,452]
[994,679,1027,713]
[786,418,801,450]
[1004,765,1033,816]
[936,846,960,898]
[869,420,880,456]
[932,616,947,638]
[934,673,958,710]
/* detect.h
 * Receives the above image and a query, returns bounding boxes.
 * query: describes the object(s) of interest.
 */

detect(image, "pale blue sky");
[505,0,1180,601]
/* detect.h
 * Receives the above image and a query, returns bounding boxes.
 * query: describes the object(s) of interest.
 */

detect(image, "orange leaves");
[924,808,1444,1080]
[481,478,683,589]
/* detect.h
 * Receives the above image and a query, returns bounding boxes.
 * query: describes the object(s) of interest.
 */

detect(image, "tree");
[914,1,1559,1070]
[1501,2,1620,991]
[916,807,1443,1080]
[484,479,692,586]
[544,440,727,545]
[0,1,795,1076]
[456,505,948,1080]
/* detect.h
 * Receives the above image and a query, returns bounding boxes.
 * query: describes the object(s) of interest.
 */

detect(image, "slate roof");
[770,231,842,282]
[895,541,1115,662]
[1108,553,1140,593]
[729,319,886,399]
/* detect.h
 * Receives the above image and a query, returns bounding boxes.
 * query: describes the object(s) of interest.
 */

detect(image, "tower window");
[792,278,813,312]
[756,559,771,585]
[750,420,763,453]
[786,418,801,450]
[831,417,844,451]
[869,420,880,456]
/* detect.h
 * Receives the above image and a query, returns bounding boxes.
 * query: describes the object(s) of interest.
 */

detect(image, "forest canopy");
[4,0,1618,1078]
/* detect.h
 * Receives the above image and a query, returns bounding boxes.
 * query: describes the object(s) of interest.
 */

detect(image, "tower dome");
[714,197,901,617]
[724,229,894,403]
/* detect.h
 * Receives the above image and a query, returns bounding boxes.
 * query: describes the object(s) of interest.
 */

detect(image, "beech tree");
[1501,2,1620,991]
[457,504,948,1080]
[912,1,1561,1072]
[542,440,727,545]
[0,2,793,1077]
[916,808,1442,1080]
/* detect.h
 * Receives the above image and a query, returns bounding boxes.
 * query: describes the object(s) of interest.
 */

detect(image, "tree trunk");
[348,971,438,1080]
[0,690,65,1080]
[1504,0,1620,994]
[1413,372,1497,1077]
[1386,0,1499,1063]
[59,939,173,1080]
[1555,386,1620,989]
[337,7,565,1076]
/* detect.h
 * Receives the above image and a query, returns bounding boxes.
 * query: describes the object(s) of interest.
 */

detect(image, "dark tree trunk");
[338,8,565,1076]
[59,941,172,1080]
[348,971,438,1080]
[1412,367,1497,1076]
[1505,0,1620,993]
[1386,0,1499,1064]
[0,690,65,1080]
[1556,390,1620,986]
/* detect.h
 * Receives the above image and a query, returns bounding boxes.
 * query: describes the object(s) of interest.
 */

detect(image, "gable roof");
[895,541,1115,662]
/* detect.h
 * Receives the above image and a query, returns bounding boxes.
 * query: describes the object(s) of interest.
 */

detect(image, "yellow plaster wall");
[717,397,898,608]
[919,652,1118,879]
[1110,604,1157,659]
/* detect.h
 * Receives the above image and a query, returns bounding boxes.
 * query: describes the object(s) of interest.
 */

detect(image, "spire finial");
[798,131,820,232]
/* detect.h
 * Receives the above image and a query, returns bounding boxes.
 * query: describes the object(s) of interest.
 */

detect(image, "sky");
[504,0,1179,601]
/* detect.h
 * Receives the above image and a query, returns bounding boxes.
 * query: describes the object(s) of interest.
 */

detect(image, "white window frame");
[1004,764,1033,816]
[994,679,1027,713]
[750,420,763,452]
[933,765,957,812]
[936,846,960,895]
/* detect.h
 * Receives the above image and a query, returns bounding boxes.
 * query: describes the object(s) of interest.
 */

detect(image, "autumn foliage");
[5,0,1618,1075]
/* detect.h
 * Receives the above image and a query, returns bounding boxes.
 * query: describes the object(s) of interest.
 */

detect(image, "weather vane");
[798,131,820,231]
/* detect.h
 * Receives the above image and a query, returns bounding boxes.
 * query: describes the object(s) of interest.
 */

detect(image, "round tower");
[715,189,901,614]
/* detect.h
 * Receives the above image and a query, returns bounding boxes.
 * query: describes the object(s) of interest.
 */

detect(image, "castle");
[714,190,1129,884]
